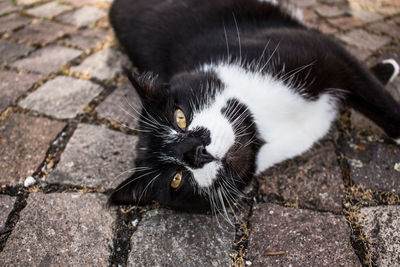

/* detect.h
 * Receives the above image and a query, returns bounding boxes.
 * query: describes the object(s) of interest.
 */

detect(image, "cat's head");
[109,68,262,212]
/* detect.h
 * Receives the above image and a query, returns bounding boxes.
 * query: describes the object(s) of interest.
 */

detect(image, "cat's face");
[110,70,262,212]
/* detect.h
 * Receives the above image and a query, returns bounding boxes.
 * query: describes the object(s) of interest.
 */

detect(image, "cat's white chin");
[188,162,222,187]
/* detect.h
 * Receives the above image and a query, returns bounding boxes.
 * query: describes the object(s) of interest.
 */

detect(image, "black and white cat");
[108,0,400,211]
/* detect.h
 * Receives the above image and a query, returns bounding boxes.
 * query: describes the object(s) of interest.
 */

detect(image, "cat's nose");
[184,145,214,168]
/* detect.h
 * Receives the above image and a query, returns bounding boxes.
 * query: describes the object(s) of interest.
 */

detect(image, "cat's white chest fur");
[211,63,338,174]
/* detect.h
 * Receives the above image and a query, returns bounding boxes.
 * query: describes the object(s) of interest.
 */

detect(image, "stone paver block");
[341,140,400,194]
[0,193,115,266]
[257,140,344,212]
[351,10,383,23]
[96,83,141,129]
[47,123,138,188]
[0,39,34,64]
[370,21,400,38]
[11,45,81,75]
[128,209,235,266]
[0,70,42,112]
[60,0,112,6]
[19,76,102,119]
[319,0,347,4]
[338,29,390,51]
[349,110,386,138]
[63,28,109,50]
[328,16,364,31]
[71,47,130,80]
[345,45,372,62]
[57,6,106,27]
[0,195,16,231]
[0,13,31,34]
[0,0,21,14]
[247,203,361,266]
[315,6,347,17]
[360,206,400,266]
[11,20,74,44]
[0,113,65,185]
[291,0,316,8]
[26,2,72,18]
[302,9,318,22]
[17,0,42,5]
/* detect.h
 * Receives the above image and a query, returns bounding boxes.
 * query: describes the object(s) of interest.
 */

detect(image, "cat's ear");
[122,66,169,103]
[109,173,153,205]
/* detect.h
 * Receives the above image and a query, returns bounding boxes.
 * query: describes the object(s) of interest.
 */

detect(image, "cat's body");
[109,0,400,211]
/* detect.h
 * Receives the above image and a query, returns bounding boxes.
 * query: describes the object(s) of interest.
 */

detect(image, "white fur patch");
[257,0,304,23]
[188,91,235,187]
[257,0,278,5]
[208,63,338,174]
[395,138,400,145]
[188,162,221,187]
[382,59,400,83]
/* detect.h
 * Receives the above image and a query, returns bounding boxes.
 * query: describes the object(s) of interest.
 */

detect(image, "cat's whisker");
[113,169,159,193]
[255,40,271,70]
[137,173,160,205]
[222,21,230,60]
[232,12,242,62]
[260,41,281,73]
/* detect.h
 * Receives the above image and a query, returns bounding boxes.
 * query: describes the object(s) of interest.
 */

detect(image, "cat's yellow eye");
[174,109,187,129]
[171,171,183,189]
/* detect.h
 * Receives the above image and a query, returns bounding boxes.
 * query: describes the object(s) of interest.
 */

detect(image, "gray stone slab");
[360,206,400,266]
[26,2,72,18]
[257,140,344,213]
[351,9,383,23]
[19,76,102,119]
[341,139,400,194]
[57,6,106,27]
[127,209,235,266]
[47,123,138,188]
[11,20,74,44]
[71,47,131,80]
[63,28,109,50]
[0,13,31,34]
[370,21,400,38]
[17,0,42,5]
[315,6,347,17]
[338,29,390,51]
[345,45,372,62]
[0,193,115,266]
[0,0,21,14]
[60,0,112,6]
[247,203,361,266]
[11,45,81,75]
[0,113,66,185]
[0,70,42,112]
[0,195,16,231]
[0,39,34,64]
[290,0,317,8]
[96,83,141,129]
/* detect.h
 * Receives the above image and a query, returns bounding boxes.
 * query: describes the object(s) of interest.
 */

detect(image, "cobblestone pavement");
[0,0,399,266]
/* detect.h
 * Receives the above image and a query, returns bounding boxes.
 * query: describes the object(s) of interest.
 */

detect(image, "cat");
[108,0,400,212]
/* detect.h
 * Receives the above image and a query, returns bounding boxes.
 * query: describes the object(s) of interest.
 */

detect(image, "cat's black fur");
[108,0,400,211]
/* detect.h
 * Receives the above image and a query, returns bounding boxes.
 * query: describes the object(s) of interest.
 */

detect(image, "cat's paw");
[395,138,400,145]
[371,58,399,85]
[382,58,399,83]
